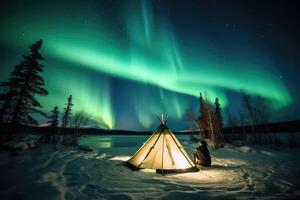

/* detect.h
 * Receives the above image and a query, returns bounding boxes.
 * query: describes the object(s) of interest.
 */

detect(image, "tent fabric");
[127,124,197,172]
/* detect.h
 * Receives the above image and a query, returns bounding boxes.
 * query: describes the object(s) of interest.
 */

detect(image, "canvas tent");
[127,119,198,174]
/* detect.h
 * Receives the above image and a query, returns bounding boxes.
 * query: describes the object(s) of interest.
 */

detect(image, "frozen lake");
[78,134,194,154]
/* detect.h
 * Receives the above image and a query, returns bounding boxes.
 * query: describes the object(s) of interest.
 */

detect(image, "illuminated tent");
[127,119,198,174]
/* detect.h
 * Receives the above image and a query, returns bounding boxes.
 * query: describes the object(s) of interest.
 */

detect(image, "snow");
[2,134,40,153]
[0,134,300,199]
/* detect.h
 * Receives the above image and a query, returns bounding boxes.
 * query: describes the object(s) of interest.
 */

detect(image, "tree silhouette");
[199,92,211,138]
[214,97,223,130]
[199,92,224,147]
[0,87,13,123]
[72,111,92,144]
[61,95,73,128]
[42,106,59,143]
[48,106,59,128]
[0,40,48,125]
[241,91,258,143]
[226,108,237,133]
[254,96,272,143]
[199,92,205,123]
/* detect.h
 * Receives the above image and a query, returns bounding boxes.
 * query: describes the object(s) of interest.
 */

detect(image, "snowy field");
[0,134,300,200]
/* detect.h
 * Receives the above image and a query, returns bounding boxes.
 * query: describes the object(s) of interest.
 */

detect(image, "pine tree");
[61,95,73,128]
[48,106,59,128]
[199,92,224,147]
[0,87,13,123]
[213,97,224,147]
[214,97,223,130]
[0,40,48,125]
[199,92,210,138]
[43,106,59,143]
[199,92,205,122]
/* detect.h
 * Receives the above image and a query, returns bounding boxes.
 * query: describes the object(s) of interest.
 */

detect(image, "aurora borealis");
[0,0,299,130]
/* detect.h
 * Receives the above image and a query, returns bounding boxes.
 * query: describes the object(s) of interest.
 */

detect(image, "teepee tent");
[127,118,198,173]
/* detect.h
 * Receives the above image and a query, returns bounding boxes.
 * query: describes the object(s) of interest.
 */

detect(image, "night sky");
[0,0,299,130]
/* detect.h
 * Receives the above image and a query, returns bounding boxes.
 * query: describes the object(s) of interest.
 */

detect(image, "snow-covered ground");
[0,135,300,200]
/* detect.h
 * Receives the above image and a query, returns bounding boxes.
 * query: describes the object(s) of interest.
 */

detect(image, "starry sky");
[0,0,299,130]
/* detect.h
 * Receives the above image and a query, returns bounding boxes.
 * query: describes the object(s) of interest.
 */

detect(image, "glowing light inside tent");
[172,150,189,169]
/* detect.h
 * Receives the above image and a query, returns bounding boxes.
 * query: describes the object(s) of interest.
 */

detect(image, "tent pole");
[137,127,164,169]
[162,131,165,175]
[168,129,195,168]
[130,131,157,159]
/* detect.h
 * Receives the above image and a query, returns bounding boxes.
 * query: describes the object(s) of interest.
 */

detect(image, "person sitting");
[193,140,211,167]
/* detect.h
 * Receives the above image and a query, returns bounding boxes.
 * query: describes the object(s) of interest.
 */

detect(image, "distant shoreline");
[0,119,299,136]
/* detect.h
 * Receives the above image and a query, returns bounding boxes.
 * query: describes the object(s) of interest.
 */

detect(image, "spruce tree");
[61,95,73,128]
[199,92,205,122]
[48,106,59,128]
[0,87,13,123]
[214,97,223,130]
[213,97,224,147]
[0,40,48,125]
[199,92,210,137]
[43,106,59,143]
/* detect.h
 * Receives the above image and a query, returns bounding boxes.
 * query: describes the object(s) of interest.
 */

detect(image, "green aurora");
[0,0,292,130]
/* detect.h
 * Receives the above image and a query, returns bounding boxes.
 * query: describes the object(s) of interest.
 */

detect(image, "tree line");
[186,88,279,147]
[226,91,273,144]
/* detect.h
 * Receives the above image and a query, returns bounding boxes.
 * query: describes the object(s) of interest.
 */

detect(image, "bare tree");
[255,96,272,143]
[184,107,205,140]
[255,97,270,126]
[226,108,238,134]
[241,91,258,143]
[227,107,248,143]
[202,92,223,148]
[71,111,92,145]
[236,107,247,141]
